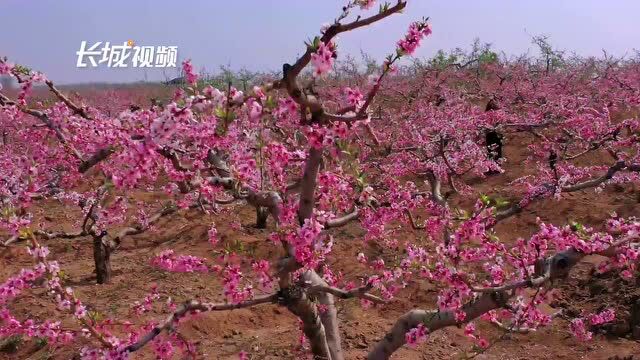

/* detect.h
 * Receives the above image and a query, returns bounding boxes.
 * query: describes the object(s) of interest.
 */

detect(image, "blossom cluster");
[397,20,432,55]
[311,41,336,77]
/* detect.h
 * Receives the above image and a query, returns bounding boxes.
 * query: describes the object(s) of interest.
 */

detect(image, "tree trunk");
[284,289,332,360]
[93,235,112,284]
[304,271,344,360]
[256,207,268,229]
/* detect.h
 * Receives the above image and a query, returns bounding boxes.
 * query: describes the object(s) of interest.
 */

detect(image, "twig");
[124,295,278,353]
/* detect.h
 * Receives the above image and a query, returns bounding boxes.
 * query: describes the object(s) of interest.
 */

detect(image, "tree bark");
[93,235,112,284]
[297,147,323,225]
[305,271,344,360]
[256,207,268,229]
[367,292,509,360]
[283,286,333,360]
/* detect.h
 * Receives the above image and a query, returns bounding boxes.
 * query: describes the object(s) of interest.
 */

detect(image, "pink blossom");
[357,0,376,10]
[397,21,432,55]
[476,337,489,349]
[252,260,274,291]
[570,318,593,341]
[343,87,364,110]
[151,250,210,273]
[182,59,198,85]
[248,100,263,120]
[153,340,174,359]
[74,302,87,318]
[310,41,335,77]
[589,308,615,325]
[27,245,50,259]
[464,322,476,338]
[405,323,428,348]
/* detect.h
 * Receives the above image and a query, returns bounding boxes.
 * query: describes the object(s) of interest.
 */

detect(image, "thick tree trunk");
[277,144,334,359]
[93,235,112,284]
[297,147,323,225]
[304,271,344,360]
[256,207,268,229]
[283,286,332,360]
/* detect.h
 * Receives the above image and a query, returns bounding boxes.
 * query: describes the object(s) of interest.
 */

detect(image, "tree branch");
[308,284,385,304]
[44,80,92,119]
[367,239,629,359]
[287,1,407,79]
[79,147,115,173]
[367,291,510,360]
[324,208,360,228]
[0,92,84,161]
[124,294,278,353]
[495,160,638,221]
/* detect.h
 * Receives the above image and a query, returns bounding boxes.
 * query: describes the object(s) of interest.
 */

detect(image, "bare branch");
[44,80,92,119]
[33,230,87,240]
[111,205,178,248]
[124,295,278,353]
[561,160,627,192]
[1,234,20,247]
[207,149,231,178]
[79,147,115,173]
[406,210,425,230]
[308,284,385,304]
[471,275,549,293]
[324,208,360,228]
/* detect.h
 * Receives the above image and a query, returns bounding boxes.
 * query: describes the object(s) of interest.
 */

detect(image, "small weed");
[0,335,23,353]
[34,337,48,350]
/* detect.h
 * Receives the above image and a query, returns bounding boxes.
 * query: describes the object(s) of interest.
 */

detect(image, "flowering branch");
[368,235,638,359]
[495,160,640,221]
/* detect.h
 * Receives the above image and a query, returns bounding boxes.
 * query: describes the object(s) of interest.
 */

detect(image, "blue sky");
[1,0,638,84]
